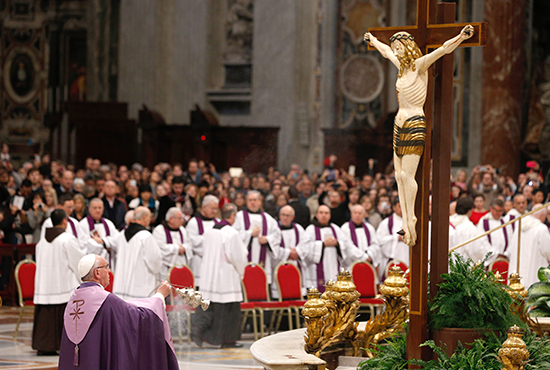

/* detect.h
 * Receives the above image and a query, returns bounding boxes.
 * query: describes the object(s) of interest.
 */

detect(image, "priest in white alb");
[78,198,119,268]
[476,198,513,266]
[376,197,409,276]
[509,204,550,288]
[341,204,382,271]
[191,203,248,348]
[39,194,80,240]
[449,196,481,261]
[233,190,281,284]
[152,207,193,280]
[304,205,370,292]
[112,206,162,300]
[32,209,85,354]
[186,195,220,287]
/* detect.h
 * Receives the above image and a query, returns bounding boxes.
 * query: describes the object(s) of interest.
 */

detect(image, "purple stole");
[68,218,78,237]
[483,218,509,252]
[86,215,111,236]
[349,221,371,247]
[163,226,184,244]
[280,223,301,269]
[314,225,339,293]
[243,211,269,264]
[388,214,394,234]
[509,215,516,232]
[196,217,220,235]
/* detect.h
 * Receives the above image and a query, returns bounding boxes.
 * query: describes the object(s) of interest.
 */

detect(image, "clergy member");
[509,204,550,288]
[191,203,248,348]
[32,209,84,355]
[233,190,281,284]
[186,195,219,287]
[476,198,513,266]
[39,194,80,240]
[152,207,193,280]
[273,205,310,297]
[78,198,118,267]
[449,197,480,261]
[304,205,370,292]
[341,204,382,270]
[58,254,179,369]
[376,197,409,276]
[112,206,162,300]
[503,194,527,233]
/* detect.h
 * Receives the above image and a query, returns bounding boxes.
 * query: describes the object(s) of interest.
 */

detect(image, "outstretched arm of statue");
[364,32,400,69]
[416,25,474,73]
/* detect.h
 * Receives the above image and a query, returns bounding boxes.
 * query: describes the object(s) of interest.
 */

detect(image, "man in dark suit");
[287,186,310,229]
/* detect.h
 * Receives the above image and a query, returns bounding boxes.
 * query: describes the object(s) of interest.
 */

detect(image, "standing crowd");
[1,144,550,350]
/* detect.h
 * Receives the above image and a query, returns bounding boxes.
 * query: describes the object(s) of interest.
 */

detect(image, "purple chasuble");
[163,225,184,244]
[243,211,269,263]
[314,225,339,293]
[59,282,178,370]
[483,218,509,251]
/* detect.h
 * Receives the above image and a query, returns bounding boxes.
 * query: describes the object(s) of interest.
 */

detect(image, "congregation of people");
[1,144,550,353]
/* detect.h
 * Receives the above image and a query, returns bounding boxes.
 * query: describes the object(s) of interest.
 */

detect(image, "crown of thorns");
[389,33,415,44]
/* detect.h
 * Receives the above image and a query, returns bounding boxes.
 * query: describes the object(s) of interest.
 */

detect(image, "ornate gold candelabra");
[507,273,541,335]
[302,266,409,358]
[498,325,529,370]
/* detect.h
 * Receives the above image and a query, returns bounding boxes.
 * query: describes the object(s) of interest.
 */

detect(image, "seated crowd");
[1,146,549,350]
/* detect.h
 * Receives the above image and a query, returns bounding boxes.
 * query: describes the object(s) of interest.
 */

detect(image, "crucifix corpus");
[365,0,486,364]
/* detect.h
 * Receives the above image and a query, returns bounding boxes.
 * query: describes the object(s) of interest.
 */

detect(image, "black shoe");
[396,229,405,236]
[221,342,243,348]
[190,333,203,347]
[37,351,58,356]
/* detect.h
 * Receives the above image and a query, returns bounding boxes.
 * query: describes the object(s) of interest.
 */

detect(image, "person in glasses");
[58,254,178,369]
[32,209,85,355]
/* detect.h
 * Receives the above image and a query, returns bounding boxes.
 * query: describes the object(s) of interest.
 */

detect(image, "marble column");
[481,0,526,176]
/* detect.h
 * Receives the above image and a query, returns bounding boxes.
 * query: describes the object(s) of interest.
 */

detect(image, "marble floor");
[0,306,263,370]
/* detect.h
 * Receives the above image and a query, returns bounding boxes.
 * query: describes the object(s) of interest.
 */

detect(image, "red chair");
[385,260,410,282]
[105,270,114,293]
[351,261,385,317]
[14,259,36,338]
[242,263,291,338]
[274,262,307,329]
[489,257,509,285]
[167,265,195,343]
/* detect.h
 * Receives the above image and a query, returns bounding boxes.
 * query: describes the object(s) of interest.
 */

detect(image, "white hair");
[124,210,135,225]
[134,206,150,221]
[247,190,261,200]
[351,204,366,213]
[279,205,295,216]
[90,197,103,206]
[202,195,219,208]
[532,204,547,222]
[165,207,182,221]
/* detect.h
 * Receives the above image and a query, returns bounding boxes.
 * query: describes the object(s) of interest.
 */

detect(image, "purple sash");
[483,218,509,251]
[196,217,221,235]
[86,215,110,236]
[388,214,394,234]
[68,218,78,237]
[314,225,339,293]
[244,211,269,263]
[509,215,516,232]
[279,223,300,248]
[349,222,371,247]
[163,226,184,244]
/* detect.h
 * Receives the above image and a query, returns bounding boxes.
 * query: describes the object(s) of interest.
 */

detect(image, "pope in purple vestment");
[58,254,179,370]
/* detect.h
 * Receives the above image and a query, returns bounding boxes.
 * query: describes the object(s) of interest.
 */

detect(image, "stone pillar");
[481,0,526,176]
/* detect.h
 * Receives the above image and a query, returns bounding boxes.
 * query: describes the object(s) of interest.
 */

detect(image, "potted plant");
[429,253,525,356]
[526,265,550,317]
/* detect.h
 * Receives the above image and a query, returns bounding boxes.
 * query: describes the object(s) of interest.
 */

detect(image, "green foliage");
[429,253,524,331]
[526,267,550,317]
[358,331,408,370]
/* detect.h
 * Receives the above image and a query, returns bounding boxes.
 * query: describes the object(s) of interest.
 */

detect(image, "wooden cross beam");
[367,0,486,365]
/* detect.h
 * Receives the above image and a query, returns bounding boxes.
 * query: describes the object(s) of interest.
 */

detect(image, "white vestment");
[376,214,409,268]
[40,216,80,241]
[508,216,550,288]
[303,223,368,290]
[449,214,480,261]
[476,213,513,265]
[186,216,219,287]
[152,224,193,280]
[233,210,281,284]
[112,226,162,300]
[341,221,382,270]
[34,229,84,305]
[77,216,119,268]
[272,223,310,297]
[200,224,248,303]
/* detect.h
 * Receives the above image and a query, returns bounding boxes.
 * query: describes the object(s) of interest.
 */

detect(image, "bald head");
[279,205,295,227]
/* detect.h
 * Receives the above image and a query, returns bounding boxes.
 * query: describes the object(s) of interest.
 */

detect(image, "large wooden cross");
[367,0,486,364]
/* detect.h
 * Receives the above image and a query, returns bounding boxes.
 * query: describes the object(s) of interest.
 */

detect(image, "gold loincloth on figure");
[393,115,427,158]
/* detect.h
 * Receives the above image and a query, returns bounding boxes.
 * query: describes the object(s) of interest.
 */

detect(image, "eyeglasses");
[95,263,110,270]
